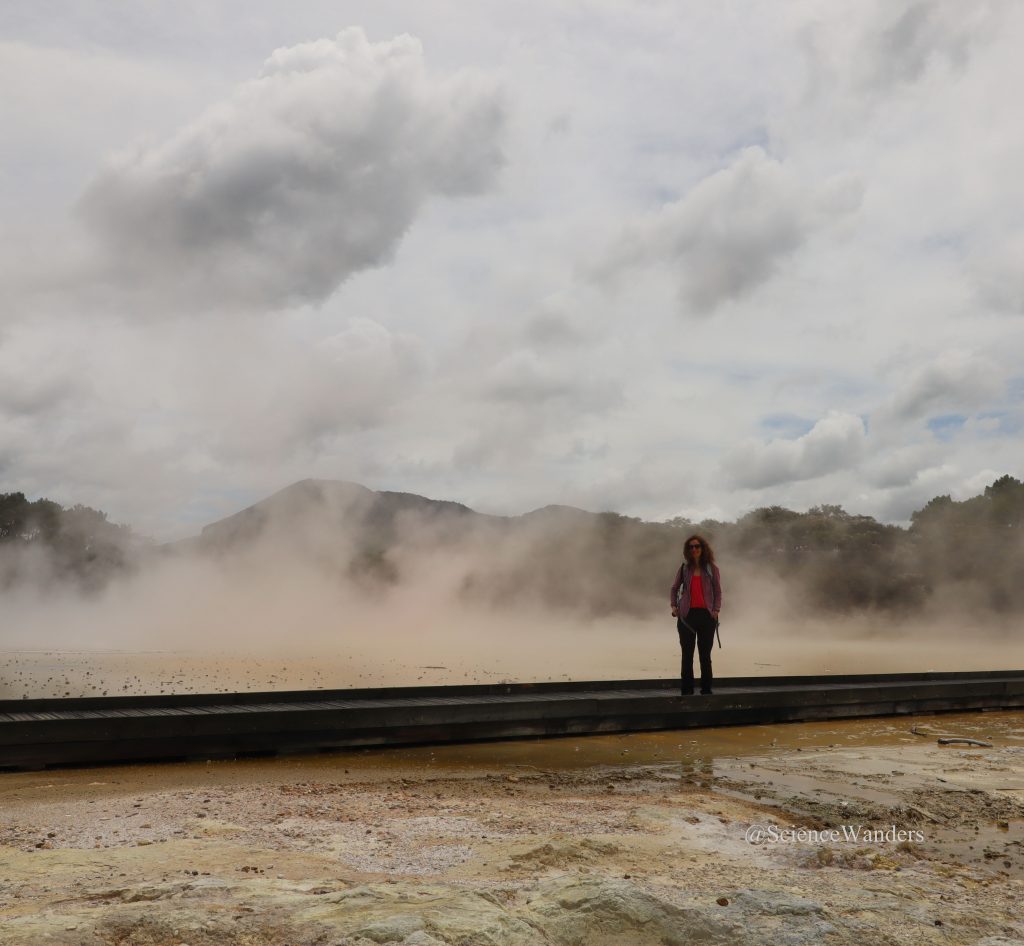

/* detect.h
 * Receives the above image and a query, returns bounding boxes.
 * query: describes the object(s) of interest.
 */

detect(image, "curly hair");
[683,534,716,567]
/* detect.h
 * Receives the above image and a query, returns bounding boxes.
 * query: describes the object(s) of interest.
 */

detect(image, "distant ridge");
[164,479,668,615]
[191,479,502,553]
[188,480,609,552]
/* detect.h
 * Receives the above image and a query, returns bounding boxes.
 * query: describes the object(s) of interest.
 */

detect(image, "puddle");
[354,710,1024,771]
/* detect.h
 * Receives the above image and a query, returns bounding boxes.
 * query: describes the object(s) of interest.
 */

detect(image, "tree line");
[665,474,1024,616]
[460,475,1024,618]
[0,492,135,592]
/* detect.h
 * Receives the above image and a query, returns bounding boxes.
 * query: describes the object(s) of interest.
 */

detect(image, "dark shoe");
[701,689,713,695]
[680,688,694,696]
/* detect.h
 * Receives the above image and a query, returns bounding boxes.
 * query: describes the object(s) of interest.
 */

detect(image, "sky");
[1,0,1023,540]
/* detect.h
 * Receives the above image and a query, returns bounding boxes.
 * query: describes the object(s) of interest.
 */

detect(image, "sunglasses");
[687,543,702,550]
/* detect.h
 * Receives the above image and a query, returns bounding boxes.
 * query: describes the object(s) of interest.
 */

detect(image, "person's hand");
[711,611,719,622]
[671,607,678,617]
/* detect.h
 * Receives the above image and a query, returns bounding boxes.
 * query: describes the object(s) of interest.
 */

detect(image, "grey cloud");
[521,312,589,348]
[883,351,1002,423]
[188,317,427,463]
[448,345,622,471]
[970,236,1024,314]
[863,444,943,489]
[519,289,603,349]
[866,463,979,523]
[450,414,539,471]
[857,1,998,91]
[601,148,862,314]
[722,411,867,490]
[316,318,425,422]
[77,28,505,311]
[485,350,575,404]
[0,370,79,417]
[0,330,85,416]
[801,0,1003,109]
[484,349,620,410]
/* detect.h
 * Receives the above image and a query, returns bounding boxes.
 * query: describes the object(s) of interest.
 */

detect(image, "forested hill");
[3,475,1023,616]
[0,492,135,591]
[703,474,1024,615]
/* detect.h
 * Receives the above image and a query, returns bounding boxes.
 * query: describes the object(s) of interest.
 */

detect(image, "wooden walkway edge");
[2,670,1023,770]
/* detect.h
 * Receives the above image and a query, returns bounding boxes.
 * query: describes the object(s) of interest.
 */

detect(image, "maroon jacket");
[670,562,722,614]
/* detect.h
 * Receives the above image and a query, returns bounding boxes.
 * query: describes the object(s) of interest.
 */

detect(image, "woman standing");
[669,535,722,696]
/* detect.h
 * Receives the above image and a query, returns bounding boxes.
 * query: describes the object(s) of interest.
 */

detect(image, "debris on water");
[912,725,978,740]
[905,803,946,824]
[937,737,993,747]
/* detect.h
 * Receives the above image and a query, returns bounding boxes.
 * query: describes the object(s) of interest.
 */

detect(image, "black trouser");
[677,607,716,693]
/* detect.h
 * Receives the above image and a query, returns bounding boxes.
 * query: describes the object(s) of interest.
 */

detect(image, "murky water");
[381,710,1024,769]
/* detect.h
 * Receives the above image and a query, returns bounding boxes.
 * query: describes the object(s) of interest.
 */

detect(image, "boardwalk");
[2,670,1023,770]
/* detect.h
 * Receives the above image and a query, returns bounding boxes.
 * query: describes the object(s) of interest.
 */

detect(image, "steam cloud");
[3,478,1023,700]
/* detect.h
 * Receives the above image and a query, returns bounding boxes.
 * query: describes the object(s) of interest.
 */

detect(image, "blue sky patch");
[759,413,815,438]
[977,411,1023,436]
[920,230,967,256]
[180,488,259,528]
[927,414,967,441]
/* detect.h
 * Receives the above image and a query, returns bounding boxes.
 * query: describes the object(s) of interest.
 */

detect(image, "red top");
[670,563,722,612]
[689,571,707,609]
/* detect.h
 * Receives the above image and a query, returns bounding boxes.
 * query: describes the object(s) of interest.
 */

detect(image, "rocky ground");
[2,717,1024,945]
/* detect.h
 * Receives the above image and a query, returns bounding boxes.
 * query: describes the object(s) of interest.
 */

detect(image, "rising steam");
[2,477,1023,699]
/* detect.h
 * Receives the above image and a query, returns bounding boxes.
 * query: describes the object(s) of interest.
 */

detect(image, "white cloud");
[600,147,862,314]
[0,39,224,218]
[76,27,505,311]
[723,412,867,490]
